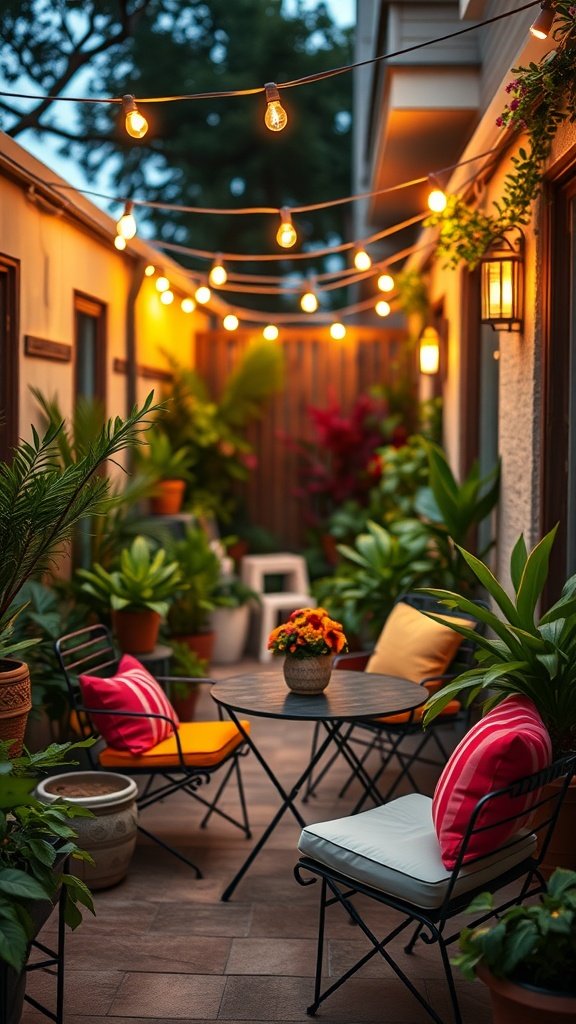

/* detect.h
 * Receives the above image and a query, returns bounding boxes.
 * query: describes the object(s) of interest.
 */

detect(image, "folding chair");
[295,754,576,1024]
[304,592,487,811]
[55,624,251,877]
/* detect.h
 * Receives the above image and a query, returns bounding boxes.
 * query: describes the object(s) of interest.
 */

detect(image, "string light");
[116,200,137,239]
[375,300,391,318]
[160,290,174,305]
[195,285,211,304]
[223,314,239,331]
[122,94,148,139]
[264,82,288,132]
[276,208,298,249]
[181,297,196,313]
[301,287,318,313]
[353,249,371,271]
[263,324,279,341]
[329,322,346,340]
[530,0,555,37]
[144,264,155,276]
[114,234,127,250]
[209,257,228,286]
[156,276,170,292]
[428,188,447,213]
[377,273,394,292]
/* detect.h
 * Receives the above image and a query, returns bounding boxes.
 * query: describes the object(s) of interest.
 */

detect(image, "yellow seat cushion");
[366,602,474,682]
[377,698,462,726]
[99,720,250,769]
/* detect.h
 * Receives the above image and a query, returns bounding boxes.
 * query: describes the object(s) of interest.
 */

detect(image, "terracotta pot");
[149,479,186,516]
[36,771,139,890]
[170,688,199,722]
[112,609,161,654]
[477,964,576,1022]
[283,654,333,694]
[0,659,32,756]
[172,632,215,664]
[536,776,576,875]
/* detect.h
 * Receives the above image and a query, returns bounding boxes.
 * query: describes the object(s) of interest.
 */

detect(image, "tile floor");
[23,660,494,1024]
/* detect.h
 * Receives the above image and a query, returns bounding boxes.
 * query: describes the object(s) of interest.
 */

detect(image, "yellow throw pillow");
[365,602,474,682]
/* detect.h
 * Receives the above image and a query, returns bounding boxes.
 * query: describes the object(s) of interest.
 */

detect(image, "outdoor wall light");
[419,326,441,375]
[530,0,556,39]
[480,231,524,332]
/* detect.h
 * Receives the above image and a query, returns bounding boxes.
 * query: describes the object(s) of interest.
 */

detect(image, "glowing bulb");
[375,300,391,318]
[223,314,239,331]
[419,327,440,375]
[114,234,127,250]
[116,201,137,240]
[144,264,155,276]
[181,298,196,313]
[195,285,211,305]
[378,273,394,292]
[428,189,447,213]
[276,208,297,249]
[354,249,372,271]
[263,324,279,341]
[209,258,227,287]
[156,276,170,292]
[160,290,174,305]
[123,94,148,139]
[330,322,346,340]
[301,291,318,313]
[530,1,555,38]
[264,82,288,132]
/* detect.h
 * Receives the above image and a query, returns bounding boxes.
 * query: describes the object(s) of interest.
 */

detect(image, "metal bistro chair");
[305,593,487,811]
[55,624,252,877]
[295,754,576,1024]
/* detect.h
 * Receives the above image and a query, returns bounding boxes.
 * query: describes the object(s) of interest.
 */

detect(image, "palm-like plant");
[422,525,576,755]
[78,535,182,617]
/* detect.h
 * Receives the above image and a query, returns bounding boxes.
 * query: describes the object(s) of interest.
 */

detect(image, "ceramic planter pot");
[36,771,138,890]
[211,605,250,664]
[149,478,186,516]
[477,965,576,1022]
[0,659,32,756]
[283,654,333,694]
[112,609,161,654]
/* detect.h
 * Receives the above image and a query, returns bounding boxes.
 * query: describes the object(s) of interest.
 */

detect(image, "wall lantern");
[419,326,441,375]
[480,232,524,332]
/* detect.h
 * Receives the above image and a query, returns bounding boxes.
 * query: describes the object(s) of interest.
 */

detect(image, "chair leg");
[307,877,327,1016]
[198,755,252,837]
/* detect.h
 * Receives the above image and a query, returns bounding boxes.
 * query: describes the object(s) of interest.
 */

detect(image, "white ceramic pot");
[211,605,250,664]
[36,771,138,890]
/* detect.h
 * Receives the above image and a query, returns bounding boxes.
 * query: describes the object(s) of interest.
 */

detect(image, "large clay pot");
[112,609,161,654]
[477,964,576,1022]
[211,605,250,664]
[0,659,32,756]
[172,631,215,664]
[36,771,138,890]
[283,654,333,694]
[149,478,186,516]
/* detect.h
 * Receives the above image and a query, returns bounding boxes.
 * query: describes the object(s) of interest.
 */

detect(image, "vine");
[426,3,576,267]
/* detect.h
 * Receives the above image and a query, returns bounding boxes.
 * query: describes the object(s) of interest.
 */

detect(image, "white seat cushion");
[297,793,536,910]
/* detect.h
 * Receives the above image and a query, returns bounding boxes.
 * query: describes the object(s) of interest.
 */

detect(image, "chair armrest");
[78,704,186,767]
[333,650,373,672]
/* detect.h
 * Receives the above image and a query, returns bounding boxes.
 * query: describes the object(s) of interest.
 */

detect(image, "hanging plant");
[427,3,576,267]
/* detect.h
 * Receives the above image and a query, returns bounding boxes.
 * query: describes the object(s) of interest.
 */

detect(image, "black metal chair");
[55,624,251,877]
[295,754,576,1024]
[304,592,487,811]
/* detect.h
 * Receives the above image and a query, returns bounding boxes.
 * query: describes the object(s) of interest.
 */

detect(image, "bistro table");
[211,668,427,901]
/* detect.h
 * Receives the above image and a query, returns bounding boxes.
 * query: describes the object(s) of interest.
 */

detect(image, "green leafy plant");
[455,867,576,994]
[168,641,209,699]
[422,525,576,755]
[135,427,193,483]
[78,535,182,617]
[0,739,96,971]
[167,528,221,635]
[212,576,259,609]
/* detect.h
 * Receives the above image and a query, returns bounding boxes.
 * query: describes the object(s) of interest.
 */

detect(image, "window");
[0,255,20,462]
[74,292,106,403]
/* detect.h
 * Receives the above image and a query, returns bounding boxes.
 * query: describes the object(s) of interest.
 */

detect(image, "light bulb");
[144,264,155,276]
[330,322,346,340]
[160,290,174,305]
[378,273,394,292]
[301,291,318,313]
[209,258,227,286]
[181,298,196,313]
[195,285,211,305]
[223,314,239,331]
[114,234,127,250]
[276,208,297,248]
[375,300,391,318]
[263,324,279,341]
[428,188,447,213]
[122,94,148,139]
[264,82,288,132]
[354,249,372,271]
[156,276,170,292]
[117,201,137,240]
[530,1,555,38]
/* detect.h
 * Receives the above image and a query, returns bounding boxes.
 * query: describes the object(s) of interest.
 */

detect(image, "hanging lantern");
[419,326,441,375]
[480,232,524,332]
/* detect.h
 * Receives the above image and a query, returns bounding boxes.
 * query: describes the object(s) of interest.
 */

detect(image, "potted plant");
[136,427,193,516]
[211,576,259,665]
[78,535,182,653]
[0,395,157,753]
[166,527,221,662]
[267,606,348,694]
[454,867,576,1022]
[165,641,209,720]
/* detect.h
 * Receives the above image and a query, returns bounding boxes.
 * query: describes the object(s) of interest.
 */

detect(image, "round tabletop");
[211,669,426,722]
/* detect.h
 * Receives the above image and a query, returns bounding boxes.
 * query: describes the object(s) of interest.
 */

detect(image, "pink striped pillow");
[432,695,552,869]
[79,654,179,754]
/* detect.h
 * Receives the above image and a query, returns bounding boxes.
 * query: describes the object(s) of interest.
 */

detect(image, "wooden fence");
[195,325,412,547]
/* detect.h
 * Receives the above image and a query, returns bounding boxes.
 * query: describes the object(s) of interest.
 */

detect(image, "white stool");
[240,553,314,662]
[258,592,318,663]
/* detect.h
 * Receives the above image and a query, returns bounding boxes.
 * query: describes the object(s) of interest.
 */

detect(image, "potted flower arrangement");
[78,535,182,653]
[136,427,193,516]
[454,867,576,1022]
[267,606,348,694]
[211,576,259,665]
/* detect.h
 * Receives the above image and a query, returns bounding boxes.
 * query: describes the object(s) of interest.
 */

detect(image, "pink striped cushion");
[432,696,552,869]
[79,654,179,754]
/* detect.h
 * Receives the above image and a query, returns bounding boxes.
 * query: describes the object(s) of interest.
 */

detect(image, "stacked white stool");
[240,553,316,662]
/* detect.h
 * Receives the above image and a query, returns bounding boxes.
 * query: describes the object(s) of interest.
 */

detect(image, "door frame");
[0,253,20,462]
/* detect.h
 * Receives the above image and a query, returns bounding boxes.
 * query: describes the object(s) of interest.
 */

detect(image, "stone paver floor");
[23,660,493,1024]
